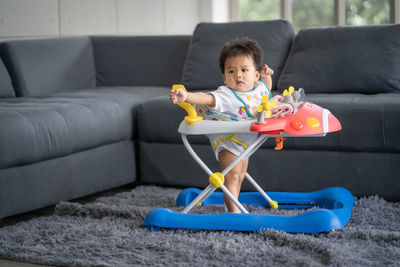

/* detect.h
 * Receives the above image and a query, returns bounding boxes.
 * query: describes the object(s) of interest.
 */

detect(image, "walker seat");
[144,85,354,233]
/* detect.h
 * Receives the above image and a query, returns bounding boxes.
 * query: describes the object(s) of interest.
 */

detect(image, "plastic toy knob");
[209,172,224,188]
[307,117,320,129]
[270,201,278,209]
[291,120,304,130]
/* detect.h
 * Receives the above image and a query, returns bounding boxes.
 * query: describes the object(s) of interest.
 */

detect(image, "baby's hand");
[169,88,187,104]
[260,64,274,77]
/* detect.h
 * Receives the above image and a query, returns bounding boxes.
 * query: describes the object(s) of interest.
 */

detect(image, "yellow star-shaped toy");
[257,95,277,118]
[283,86,295,96]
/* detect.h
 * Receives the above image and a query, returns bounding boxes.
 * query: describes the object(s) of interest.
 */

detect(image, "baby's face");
[223,55,260,92]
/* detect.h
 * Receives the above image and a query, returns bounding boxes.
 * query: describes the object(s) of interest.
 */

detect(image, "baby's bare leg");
[219,150,249,213]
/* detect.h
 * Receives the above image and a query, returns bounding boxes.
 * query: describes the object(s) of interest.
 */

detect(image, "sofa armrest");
[0,55,15,98]
[0,37,96,97]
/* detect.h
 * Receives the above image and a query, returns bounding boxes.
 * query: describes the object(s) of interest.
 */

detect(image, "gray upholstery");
[0,140,135,219]
[0,57,15,98]
[278,24,400,93]
[90,36,191,87]
[0,37,96,96]
[0,97,130,169]
[182,20,295,91]
[55,86,169,102]
[55,86,169,133]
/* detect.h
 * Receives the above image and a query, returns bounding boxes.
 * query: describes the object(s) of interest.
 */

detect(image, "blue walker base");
[144,187,354,233]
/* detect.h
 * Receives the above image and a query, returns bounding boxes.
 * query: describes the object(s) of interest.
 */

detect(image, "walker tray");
[144,187,354,233]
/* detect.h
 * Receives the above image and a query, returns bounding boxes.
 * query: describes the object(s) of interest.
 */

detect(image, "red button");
[291,120,304,130]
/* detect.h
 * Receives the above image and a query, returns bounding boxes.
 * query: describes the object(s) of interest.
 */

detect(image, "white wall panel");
[0,0,211,39]
[60,0,116,35]
[199,0,229,23]
[0,0,58,37]
[165,0,200,34]
[117,0,165,34]
[212,0,229,22]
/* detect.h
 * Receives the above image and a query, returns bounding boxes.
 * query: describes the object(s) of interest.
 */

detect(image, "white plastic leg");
[182,135,213,176]
[245,173,274,204]
[182,184,216,214]
[197,186,216,204]
[180,134,271,214]
[182,135,222,213]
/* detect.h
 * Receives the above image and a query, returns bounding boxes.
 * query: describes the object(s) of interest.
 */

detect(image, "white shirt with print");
[197,81,271,121]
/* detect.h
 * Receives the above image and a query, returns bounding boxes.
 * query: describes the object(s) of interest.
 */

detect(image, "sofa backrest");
[181,20,295,91]
[278,24,400,94]
[0,37,96,97]
[0,55,15,98]
[90,35,191,87]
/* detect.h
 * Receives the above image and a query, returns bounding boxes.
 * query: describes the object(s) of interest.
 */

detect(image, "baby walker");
[144,85,354,233]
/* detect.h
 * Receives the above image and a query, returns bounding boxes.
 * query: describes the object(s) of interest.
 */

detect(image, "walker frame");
[143,85,354,233]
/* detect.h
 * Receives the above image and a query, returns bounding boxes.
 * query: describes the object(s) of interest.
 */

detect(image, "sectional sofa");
[1,20,399,220]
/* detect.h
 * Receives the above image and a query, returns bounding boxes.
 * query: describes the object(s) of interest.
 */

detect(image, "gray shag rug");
[0,185,399,266]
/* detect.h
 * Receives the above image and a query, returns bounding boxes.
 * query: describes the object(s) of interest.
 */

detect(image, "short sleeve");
[209,86,235,113]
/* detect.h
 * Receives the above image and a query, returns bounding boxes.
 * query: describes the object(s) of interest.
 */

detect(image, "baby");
[170,38,274,213]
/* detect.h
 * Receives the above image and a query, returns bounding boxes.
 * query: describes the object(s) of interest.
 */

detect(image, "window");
[346,0,390,25]
[239,0,280,21]
[292,0,335,30]
[236,0,398,31]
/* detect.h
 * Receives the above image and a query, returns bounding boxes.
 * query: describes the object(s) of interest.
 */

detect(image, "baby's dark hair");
[219,37,264,73]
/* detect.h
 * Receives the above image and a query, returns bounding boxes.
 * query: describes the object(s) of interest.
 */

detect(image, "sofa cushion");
[1,37,95,96]
[0,57,15,98]
[90,36,191,87]
[0,97,129,169]
[279,93,400,153]
[182,20,295,91]
[278,24,400,94]
[55,86,169,137]
[0,85,167,169]
[55,86,168,107]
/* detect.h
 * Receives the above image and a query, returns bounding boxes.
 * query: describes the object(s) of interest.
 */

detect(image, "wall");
[0,0,229,40]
